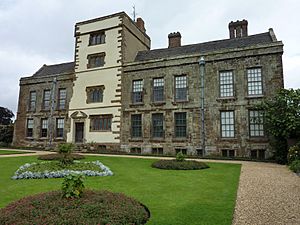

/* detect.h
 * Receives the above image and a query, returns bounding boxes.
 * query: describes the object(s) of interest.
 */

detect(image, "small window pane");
[132,80,143,103]
[152,113,164,138]
[175,112,187,137]
[249,110,264,137]
[29,91,36,111]
[153,78,164,102]
[131,114,142,137]
[247,68,262,96]
[219,71,234,97]
[43,90,51,110]
[220,111,235,138]
[175,75,187,101]
[58,89,66,110]
[90,115,112,131]
[56,118,64,138]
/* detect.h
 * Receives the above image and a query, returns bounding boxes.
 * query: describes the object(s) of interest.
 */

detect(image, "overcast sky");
[1,0,299,115]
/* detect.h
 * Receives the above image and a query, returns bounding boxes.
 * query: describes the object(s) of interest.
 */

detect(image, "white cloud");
[0,0,299,114]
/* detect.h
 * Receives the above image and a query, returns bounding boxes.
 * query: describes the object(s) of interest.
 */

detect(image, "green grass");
[0,150,34,155]
[0,156,241,225]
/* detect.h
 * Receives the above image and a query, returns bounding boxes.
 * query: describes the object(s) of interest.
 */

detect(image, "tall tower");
[67,12,150,149]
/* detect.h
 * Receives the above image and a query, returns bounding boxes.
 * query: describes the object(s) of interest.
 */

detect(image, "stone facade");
[13,64,74,147]
[121,23,284,158]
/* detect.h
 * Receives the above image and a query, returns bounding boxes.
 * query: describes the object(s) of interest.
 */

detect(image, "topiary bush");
[58,143,75,165]
[38,153,85,161]
[152,159,209,170]
[176,151,185,162]
[287,144,300,164]
[0,190,150,225]
[289,160,300,174]
[62,173,85,198]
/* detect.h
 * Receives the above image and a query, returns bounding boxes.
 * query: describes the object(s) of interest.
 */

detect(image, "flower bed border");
[12,160,113,180]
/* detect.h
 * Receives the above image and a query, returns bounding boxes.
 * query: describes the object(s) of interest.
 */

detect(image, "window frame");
[86,86,105,104]
[220,111,235,138]
[247,67,263,96]
[132,80,144,104]
[42,90,51,110]
[29,91,36,111]
[174,75,188,102]
[56,118,65,138]
[90,114,112,132]
[174,112,187,138]
[89,31,106,46]
[87,53,106,68]
[152,147,164,155]
[26,118,34,138]
[40,118,48,138]
[249,110,265,137]
[152,77,165,102]
[131,114,142,138]
[58,88,67,110]
[152,113,164,138]
[219,70,234,98]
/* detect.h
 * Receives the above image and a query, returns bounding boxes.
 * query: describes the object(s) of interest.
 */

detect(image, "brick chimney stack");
[168,32,181,48]
[135,17,146,33]
[229,20,248,39]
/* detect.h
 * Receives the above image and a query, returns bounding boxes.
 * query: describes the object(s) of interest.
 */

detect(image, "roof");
[32,62,74,77]
[135,32,274,61]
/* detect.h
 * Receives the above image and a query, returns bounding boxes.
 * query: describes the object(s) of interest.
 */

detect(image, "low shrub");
[152,159,209,170]
[287,144,300,164]
[58,143,75,165]
[38,153,85,161]
[176,151,185,162]
[0,190,150,225]
[289,160,300,174]
[62,174,85,198]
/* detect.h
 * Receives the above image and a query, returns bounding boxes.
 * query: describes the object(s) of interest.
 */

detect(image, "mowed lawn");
[0,149,34,155]
[0,156,241,225]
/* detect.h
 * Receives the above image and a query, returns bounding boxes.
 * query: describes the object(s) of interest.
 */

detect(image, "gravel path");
[1,151,299,224]
[232,161,300,225]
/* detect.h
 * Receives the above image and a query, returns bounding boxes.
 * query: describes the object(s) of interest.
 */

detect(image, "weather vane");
[132,5,137,21]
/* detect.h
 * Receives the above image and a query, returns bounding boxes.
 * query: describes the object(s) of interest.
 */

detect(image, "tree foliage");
[261,89,300,164]
[0,107,14,125]
[0,107,14,146]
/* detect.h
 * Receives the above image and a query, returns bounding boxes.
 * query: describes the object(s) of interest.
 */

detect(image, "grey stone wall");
[13,73,74,148]
[121,43,284,158]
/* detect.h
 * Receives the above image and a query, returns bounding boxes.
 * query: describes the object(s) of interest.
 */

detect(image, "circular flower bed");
[12,160,113,179]
[0,190,150,225]
[38,153,85,161]
[152,159,209,170]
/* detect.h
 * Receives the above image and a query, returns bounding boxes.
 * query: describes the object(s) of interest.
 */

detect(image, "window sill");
[89,130,112,133]
[172,100,189,105]
[150,137,165,142]
[55,137,64,140]
[245,95,264,99]
[220,137,237,141]
[172,138,188,142]
[130,103,144,107]
[129,138,144,142]
[150,101,166,106]
[216,97,236,102]
[25,137,34,140]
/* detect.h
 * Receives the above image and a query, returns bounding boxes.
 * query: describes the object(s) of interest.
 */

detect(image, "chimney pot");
[135,17,146,33]
[229,19,248,39]
[168,32,181,48]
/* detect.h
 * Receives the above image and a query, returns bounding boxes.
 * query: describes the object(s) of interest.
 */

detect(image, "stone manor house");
[13,12,284,159]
